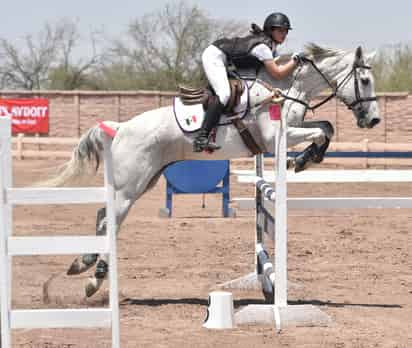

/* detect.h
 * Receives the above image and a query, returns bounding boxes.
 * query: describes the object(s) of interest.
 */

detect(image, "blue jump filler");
[163,160,230,217]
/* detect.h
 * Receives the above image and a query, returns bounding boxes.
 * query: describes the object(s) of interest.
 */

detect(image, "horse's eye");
[361,77,370,86]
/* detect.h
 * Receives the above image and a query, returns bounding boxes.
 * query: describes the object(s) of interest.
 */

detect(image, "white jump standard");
[221,106,331,330]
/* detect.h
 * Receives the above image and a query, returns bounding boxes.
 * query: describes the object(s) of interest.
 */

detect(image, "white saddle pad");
[173,83,249,133]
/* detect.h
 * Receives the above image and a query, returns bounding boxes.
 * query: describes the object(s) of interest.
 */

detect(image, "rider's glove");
[292,52,307,65]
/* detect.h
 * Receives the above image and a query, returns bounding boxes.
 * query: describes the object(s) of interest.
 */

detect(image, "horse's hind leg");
[67,207,106,275]
[84,191,134,297]
[85,167,166,297]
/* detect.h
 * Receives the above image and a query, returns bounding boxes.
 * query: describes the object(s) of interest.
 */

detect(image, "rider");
[193,12,305,152]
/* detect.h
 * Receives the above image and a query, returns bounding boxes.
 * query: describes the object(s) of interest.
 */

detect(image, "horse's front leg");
[288,120,334,172]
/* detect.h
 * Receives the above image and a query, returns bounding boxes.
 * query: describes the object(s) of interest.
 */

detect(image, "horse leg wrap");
[300,120,334,165]
[80,207,107,268]
[294,143,318,173]
[82,253,98,266]
[95,259,108,279]
[312,137,330,163]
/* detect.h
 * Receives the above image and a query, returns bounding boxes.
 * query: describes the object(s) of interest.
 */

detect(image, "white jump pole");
[274,103,288,313]
[104,134,121,348]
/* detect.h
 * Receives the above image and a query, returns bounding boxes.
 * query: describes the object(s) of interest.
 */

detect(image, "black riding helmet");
[263,12,292,36]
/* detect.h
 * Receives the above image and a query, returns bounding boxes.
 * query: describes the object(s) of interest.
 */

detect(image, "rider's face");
[271,27,288,44]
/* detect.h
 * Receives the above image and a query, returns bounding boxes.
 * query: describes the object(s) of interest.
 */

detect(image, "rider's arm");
[263,59,297,80]
[251,44,298,80]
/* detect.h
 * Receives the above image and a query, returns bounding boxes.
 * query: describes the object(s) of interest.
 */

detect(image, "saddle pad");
[173,97,204,133]
[173,82,249,133]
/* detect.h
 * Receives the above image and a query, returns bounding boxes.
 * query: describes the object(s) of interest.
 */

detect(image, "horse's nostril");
[369,118,380,128]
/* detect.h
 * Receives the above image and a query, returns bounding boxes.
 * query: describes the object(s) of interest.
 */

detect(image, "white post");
[0,117,12,347]
[103,137,120,348]
[274,107,288,307]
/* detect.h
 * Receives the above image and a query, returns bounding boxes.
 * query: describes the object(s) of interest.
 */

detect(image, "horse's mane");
[275,43,346,64]
[304,43,346,60]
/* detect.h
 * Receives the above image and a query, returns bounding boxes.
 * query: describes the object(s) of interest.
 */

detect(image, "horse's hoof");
[85,277,104,297]
[67,255,97,275]
[294,153,313,173]
[294,159,308,173]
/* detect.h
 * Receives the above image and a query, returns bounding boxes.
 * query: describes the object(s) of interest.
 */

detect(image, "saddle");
[178,78,264,155]
[178,79,245,114]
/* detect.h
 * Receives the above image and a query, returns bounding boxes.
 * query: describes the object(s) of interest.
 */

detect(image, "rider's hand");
[292,52,306,66]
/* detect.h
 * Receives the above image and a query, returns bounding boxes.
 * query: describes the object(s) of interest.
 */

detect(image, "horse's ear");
[365,51,377,65]
[355,46,363,61]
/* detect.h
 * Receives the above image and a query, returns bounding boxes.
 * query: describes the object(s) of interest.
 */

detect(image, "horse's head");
[257,44,381,129]
[333,46,380,129]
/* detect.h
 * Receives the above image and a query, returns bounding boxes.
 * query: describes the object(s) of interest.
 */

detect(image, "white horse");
[45,44,380,297]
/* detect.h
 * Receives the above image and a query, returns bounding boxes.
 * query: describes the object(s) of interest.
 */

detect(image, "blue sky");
[1,0,411,52]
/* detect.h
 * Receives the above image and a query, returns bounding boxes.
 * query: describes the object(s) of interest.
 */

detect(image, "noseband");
[280,57,377,116]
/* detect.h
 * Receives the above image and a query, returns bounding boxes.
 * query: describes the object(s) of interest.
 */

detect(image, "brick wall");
[1,90,411,143]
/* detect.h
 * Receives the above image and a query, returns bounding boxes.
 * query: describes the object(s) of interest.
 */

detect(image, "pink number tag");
[269,104,281,121]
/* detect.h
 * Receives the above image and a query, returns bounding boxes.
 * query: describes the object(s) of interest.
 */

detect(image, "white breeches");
[202,45,231,106]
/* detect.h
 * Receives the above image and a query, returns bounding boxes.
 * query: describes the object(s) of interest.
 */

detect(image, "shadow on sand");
[121,297,402,309]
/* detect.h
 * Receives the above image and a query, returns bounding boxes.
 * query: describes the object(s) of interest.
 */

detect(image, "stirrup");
[193,134,208,152]
[204,141,221,152]
[193,140,221,153]
[193,135,221,153]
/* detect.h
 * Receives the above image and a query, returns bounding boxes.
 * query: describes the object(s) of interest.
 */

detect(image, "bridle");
[280,57,377,117]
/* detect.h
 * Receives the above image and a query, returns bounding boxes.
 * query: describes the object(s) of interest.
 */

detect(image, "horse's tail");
[39,121,120,187]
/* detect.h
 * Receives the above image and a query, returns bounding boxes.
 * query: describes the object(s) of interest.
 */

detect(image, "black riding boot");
[193,98,224,152]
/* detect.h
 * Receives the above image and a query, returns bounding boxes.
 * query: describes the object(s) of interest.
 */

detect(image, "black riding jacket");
[213,33,275,76]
